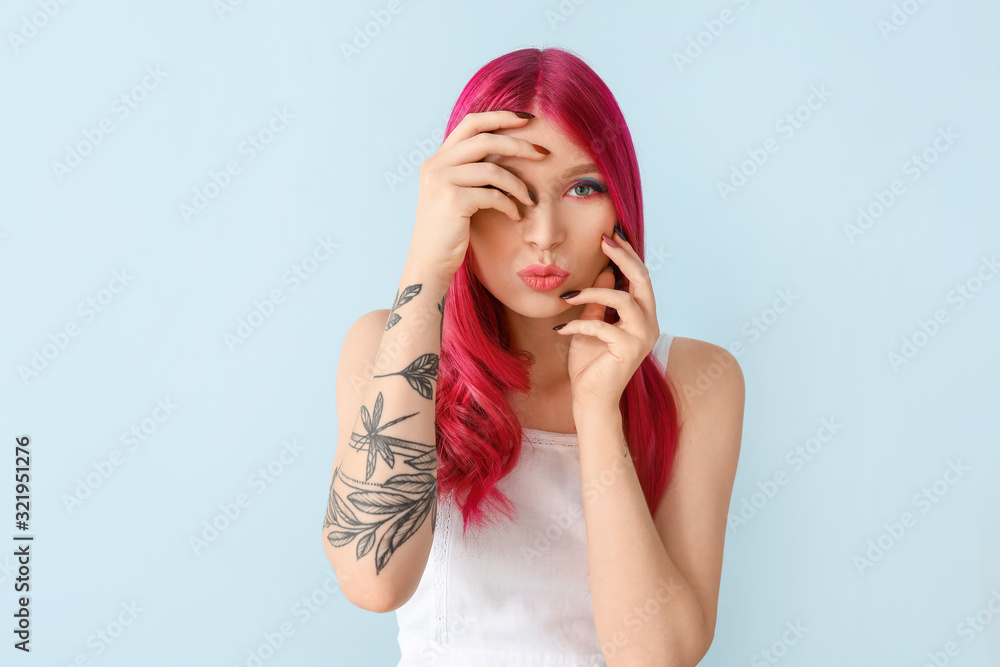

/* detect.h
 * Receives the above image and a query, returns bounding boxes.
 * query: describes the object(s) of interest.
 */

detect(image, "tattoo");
[354,391,421,479]
[437,293,446,341]
[385,283,422,331]
[372,353,439,400]
[324,391,438,573]
[325,468,437,574]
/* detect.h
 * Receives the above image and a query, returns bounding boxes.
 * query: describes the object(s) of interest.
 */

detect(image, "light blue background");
[2,0,998,665]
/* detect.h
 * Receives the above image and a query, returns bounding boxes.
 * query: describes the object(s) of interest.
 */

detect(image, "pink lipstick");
[517,264,569,292]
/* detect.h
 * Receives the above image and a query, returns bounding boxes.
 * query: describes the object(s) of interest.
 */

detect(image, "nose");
[519,196,565,250]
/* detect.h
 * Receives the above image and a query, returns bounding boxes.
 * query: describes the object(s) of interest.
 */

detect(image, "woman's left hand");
[555,228,660,413]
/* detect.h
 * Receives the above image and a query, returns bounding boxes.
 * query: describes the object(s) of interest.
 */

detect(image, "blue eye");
[570,180,608,199]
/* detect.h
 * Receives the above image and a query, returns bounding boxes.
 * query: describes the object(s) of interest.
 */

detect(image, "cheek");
[468,221,497,280]
[470,216,511,254]
[468,222,488,269]
[468,224,518,284]
[468,212,494,246]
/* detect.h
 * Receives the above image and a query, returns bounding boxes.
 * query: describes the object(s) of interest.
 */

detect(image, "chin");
[501,293,569,320]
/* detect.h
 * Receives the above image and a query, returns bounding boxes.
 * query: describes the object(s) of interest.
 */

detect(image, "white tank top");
[394,333,676,666]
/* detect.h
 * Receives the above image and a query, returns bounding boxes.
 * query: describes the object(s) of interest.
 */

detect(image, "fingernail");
[559,290,581,299]
[602,233,618,248]
[532,143,550,154]
[552,323,566,330]
[513,111,535,119]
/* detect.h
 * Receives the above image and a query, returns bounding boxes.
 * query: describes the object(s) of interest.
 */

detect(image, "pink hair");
[435,47,681,537]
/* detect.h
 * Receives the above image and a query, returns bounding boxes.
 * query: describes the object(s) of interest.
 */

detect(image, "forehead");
[483,115,591,168]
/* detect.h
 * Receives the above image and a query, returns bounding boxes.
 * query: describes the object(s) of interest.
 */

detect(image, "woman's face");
[469,114,617,324]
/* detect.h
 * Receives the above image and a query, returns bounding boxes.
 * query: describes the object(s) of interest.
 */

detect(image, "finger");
[609,226,650,284]
[612,224,640,258]
[450,161,536,208]
[553,319,632,359]
[564,289,645,331]
[572,266,617,321]
[601,233,657,323]
[441,110,533,151]
[465,186,522,221]
[562,275,645,333]
[445,134,548,179]
[604,229,644,269]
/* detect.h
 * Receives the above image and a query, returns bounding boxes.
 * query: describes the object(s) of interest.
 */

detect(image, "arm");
[576,339,745,666]
[321,260,450,613]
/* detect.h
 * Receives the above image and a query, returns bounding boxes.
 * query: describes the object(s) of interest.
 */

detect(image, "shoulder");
[661,336,744,431]
[350,309,392,336]
[340,309,392,361]
[368,308,392,327]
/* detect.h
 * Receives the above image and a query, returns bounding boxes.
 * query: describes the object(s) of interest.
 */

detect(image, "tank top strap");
[651,331,675,370]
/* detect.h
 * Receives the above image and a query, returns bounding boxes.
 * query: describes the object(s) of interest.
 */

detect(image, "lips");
[517,264,569,292]
[519,274,569,292]
[517,264,569,278]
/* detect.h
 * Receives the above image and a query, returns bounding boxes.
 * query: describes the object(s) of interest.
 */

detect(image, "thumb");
[577,264,616,321]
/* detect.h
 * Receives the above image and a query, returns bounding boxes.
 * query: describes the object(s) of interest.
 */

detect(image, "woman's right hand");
[407,110,548,283]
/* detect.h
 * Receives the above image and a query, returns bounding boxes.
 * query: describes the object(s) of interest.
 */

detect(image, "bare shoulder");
[364,308,392,331]
[344,309,391,348]
[662,336,745,429]
[335,309,392,409]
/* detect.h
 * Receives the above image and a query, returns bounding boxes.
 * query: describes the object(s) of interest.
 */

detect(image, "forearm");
[575,405,710,666]
[324,261,449,605]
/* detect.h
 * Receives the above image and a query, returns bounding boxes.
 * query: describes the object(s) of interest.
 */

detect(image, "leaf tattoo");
[324,391,438,574]
[385,283,422,331]
[324,468,438,574]
[372,353,439,400]
[437,293,445,341]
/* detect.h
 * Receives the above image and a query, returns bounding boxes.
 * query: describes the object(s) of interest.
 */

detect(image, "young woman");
[322,47,744,666]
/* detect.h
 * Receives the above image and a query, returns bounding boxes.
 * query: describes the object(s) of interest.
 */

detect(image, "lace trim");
[522,428,580,447]
[434,491,452,645]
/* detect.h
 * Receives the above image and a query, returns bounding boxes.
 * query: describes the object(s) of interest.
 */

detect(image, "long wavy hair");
[435,47,680,537]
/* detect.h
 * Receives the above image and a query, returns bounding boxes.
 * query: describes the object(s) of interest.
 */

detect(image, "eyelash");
[488,180,607,200]
[569,180,608,199]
